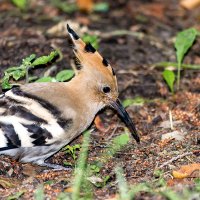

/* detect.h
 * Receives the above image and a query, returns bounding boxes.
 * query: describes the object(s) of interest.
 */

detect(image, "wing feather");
[0,87,72,150]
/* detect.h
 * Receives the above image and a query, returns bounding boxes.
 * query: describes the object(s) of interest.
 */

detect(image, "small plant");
[1,51,75,88]
[156,28,200,93]
[122,96,145,108]
[12,0,27,10]
[89,164,100,173]
[63,144,81,160]
[36,69,74,83]
[1,51,59,89]
[97,132,130,166]
[175,28,198,89]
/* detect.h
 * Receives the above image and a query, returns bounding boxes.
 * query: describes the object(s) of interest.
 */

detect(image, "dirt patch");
[0,0,199,199]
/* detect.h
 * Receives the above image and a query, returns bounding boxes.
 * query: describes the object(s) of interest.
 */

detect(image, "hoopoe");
[0,24,140,169]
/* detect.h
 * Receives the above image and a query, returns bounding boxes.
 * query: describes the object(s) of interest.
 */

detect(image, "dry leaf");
[158,138,174,148]
[0,1,14,11]
[138,3,166,20]
[180,0,200,9]
[94,115,109,133]
[172,163,200,179]
[76,0,94,12]
[167,178,193,186]
[64,187,73,193]
[87,176,103,184]
[161,130,185,141]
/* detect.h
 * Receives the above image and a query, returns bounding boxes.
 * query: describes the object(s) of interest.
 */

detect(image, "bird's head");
[67,24,140,143]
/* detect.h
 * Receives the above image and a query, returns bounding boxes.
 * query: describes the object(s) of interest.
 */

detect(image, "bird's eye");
[103,86,111,93]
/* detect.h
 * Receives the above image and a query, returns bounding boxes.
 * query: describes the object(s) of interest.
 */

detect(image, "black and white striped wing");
[0,87,72,151]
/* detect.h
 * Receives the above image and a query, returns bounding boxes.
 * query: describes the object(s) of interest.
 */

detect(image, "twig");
[100,30,163,47]
[169,110,174,130]
[153,62,200,70]
[158,152,193,169]
[106,122,119,141]
[100,30,143,39]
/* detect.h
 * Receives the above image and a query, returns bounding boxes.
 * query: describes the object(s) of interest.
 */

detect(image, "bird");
[0,24,140,169]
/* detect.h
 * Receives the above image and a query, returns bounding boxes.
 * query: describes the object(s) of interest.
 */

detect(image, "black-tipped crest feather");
[111,67,116,76]
[67,24,79,40]
[102,57,109,67]
[73,57,82,70]
[85,43,96,53]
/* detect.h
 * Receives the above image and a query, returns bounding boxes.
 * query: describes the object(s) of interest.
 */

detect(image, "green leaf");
[1,51,58,89]
[32,51,58,66]
[12,70,25,80]
[36,76,56,82]
[90,164,100,173]
[162,70,175,93]
[22,54,36,66]
[175,28,197,64]
[56,70,74,82]
[93,2,109,12]
[112,133,130,147]
[1,75,12,89]
[63,161,73,167]
[63,144,81,160]
[174,28,197,89]
[5,66,23,73]
[12,0,27,10]
[82,34,99,50]
[122,97,145,108]
[195,178,200,191]
[34,185,45,200]
[95,133,130,168]
[50,0,78,14]
[105,133,130,160]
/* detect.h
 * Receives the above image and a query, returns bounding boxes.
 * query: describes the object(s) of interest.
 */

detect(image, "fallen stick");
[158,152,193,169]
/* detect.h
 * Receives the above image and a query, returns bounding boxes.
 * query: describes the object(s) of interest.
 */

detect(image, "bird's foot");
[41,162,72,172]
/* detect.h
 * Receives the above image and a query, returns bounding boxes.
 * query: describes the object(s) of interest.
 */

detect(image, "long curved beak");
[110,99,140,143]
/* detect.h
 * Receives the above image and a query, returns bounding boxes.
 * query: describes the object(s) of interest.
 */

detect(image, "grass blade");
[34,185,45,200]
[72,130,91,200]
[115,166,130,200]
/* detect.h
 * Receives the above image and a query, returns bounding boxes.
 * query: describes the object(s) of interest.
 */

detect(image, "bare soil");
[0,0,199,199]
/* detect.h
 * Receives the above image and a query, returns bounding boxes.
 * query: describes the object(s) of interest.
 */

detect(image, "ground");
[0,0,199,199]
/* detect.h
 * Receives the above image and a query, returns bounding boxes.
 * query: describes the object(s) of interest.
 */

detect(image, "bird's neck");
[66,73,104,114]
